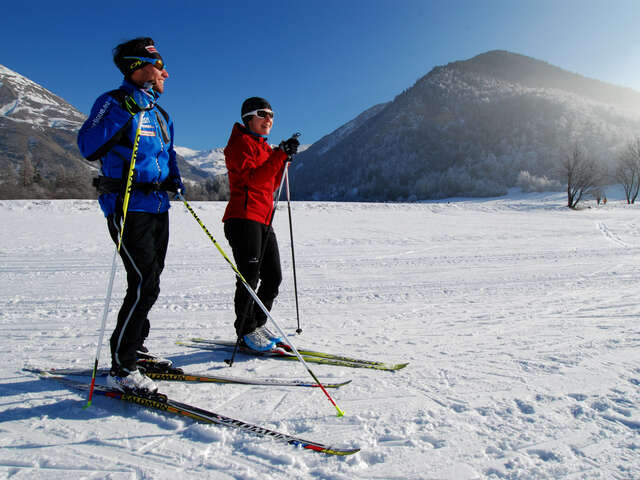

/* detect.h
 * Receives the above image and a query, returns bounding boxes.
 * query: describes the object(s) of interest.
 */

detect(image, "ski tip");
[384,362,409,371]
[320,446,361,455]
[337,379,353,387]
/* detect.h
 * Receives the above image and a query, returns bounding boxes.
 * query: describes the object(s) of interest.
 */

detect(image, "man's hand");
[123,95,143,115]
[173,176,186,195]
[161,175,185,195]
[123,96,155,115]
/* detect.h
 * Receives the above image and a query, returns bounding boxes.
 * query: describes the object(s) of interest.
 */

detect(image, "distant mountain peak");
[175,146,227,176]
[0,63,85,131]
[433,50,640,111]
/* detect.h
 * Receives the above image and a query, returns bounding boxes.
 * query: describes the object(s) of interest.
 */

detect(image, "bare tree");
[0,167,20,199]
[615,138,640,204]
[22,157,35,187]
[562,145,600,209]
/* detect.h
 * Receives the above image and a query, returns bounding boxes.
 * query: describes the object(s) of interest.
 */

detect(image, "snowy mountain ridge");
[5,50,640,202]
[0,64,85,131]
[314,102,389,155]
[290,50,640,201]
[175,144,311,176]
[174,146,227,176]
[0,64,217,198]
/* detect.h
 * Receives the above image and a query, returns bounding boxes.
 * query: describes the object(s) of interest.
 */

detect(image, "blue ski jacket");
[77,80,181,217]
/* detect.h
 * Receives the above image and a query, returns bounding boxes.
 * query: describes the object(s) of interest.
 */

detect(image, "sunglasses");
[123,56,165,71]
[242,109,274,119]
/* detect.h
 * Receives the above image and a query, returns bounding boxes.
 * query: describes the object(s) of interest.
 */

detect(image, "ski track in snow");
[1,192,639,479]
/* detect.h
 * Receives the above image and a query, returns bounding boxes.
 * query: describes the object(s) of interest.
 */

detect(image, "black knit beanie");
[113,37,163,77]
[241,97,272,125]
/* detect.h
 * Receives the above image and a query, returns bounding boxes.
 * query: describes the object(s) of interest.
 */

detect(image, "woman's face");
[248,111,273,135]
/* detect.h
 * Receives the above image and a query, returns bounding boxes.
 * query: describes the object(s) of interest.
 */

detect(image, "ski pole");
[117,113,144,252]
[85,112,143,407]
[84,247,117,408]
[176,191,345,417]
[284,166,302,334]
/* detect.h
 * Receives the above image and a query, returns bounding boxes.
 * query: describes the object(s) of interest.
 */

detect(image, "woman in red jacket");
[222,97,299,351]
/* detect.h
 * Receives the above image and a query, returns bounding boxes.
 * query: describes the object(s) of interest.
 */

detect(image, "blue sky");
[3,0,639,150]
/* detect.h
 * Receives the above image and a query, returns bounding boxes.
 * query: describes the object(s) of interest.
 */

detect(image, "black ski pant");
[107,211,169,371]
[224,218,282,337]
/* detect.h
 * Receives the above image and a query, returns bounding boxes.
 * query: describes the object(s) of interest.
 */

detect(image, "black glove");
[123,96,155,116]
[123,95,143,115]
[173,176,185,195]
[279,137,300,157]
[161,176,185,195]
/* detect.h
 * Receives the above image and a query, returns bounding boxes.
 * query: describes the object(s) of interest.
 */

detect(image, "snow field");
[0,192,639,479]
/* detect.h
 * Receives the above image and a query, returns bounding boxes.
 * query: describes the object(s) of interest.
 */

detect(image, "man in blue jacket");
[78,37,184,394]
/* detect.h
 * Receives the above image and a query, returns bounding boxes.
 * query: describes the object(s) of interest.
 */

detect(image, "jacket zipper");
[154,108,164,213]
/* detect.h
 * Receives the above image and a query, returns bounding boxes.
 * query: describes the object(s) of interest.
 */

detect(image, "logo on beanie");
[128,60,144,71]
[145,46,158,54]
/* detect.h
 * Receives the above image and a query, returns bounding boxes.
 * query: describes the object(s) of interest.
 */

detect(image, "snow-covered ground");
[1,191,639,479]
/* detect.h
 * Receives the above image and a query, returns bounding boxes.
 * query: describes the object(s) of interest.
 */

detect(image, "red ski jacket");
[222,123,288,225]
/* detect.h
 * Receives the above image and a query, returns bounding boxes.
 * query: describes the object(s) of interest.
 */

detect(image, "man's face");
[132,63,169,93]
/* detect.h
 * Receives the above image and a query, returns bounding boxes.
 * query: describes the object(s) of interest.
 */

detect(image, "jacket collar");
[120,79,161,104]
[235,122,268,141]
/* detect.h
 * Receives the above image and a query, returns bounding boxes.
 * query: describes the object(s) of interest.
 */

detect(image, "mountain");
[175,146,227,176]
[0,64,217,199]
[0,65,87,130]
[290,50,640,201]
[175,142,314,173]
[0,64,97,198]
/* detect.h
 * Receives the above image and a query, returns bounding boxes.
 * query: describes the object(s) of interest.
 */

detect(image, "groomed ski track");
[2,193,640,479]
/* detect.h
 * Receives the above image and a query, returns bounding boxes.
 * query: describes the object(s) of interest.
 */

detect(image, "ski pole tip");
[336,406,345,417]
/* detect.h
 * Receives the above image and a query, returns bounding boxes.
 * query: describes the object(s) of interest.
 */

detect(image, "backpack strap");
[155,103,169,123]
[106,88,128,105]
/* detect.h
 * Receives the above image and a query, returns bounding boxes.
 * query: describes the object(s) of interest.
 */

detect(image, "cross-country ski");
[32,373,360,456]
[24,367,351,389]
[179,338,409,371]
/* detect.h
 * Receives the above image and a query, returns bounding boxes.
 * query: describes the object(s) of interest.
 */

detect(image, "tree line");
[562,137,640,208]
[0,157,230,201]
[4,138,640,207]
